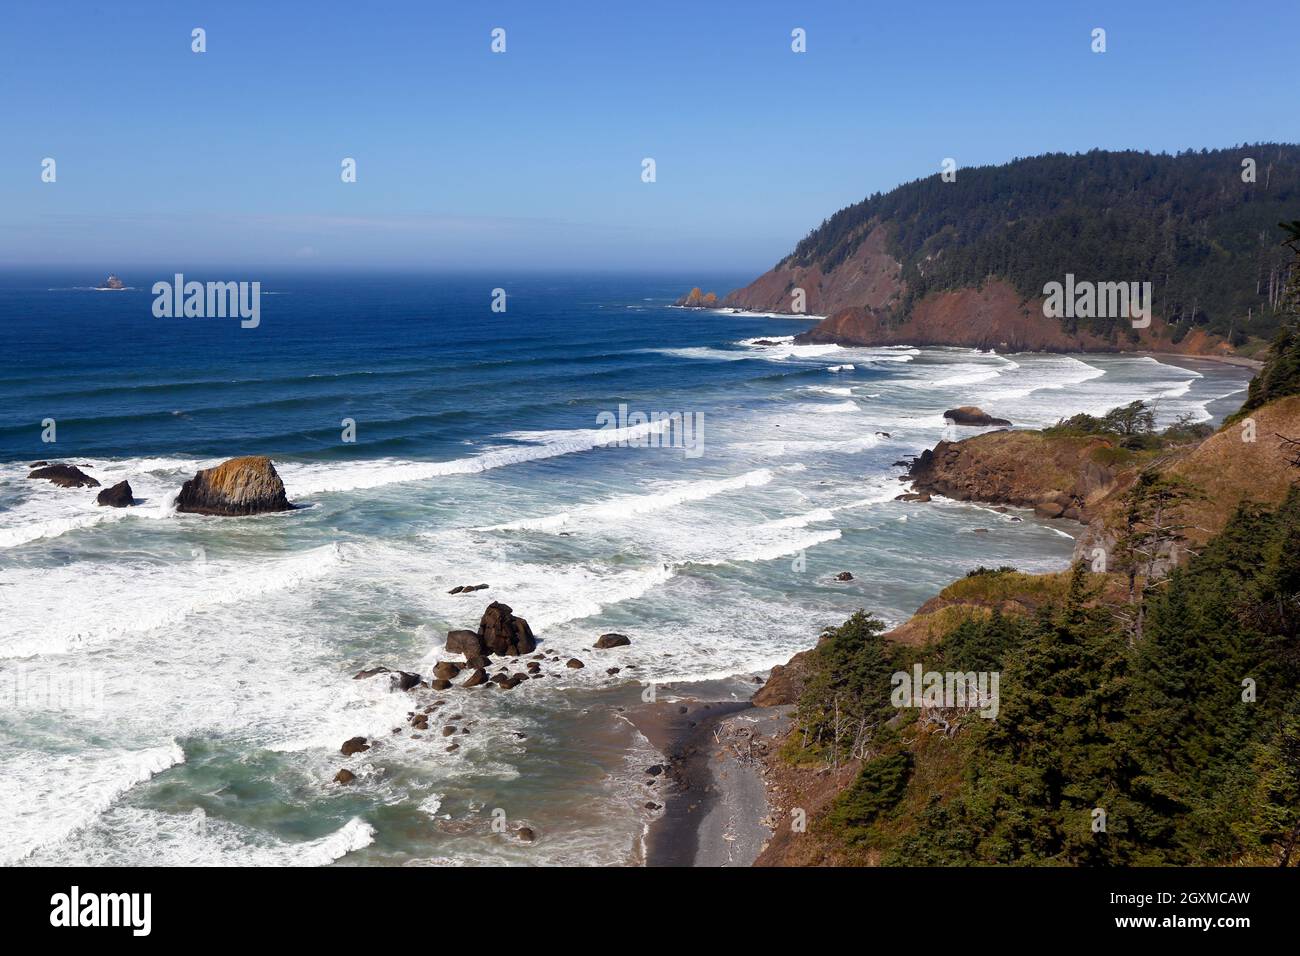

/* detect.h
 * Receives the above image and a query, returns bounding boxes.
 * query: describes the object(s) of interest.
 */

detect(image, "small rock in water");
[392,671,422,691]
[27,463,100,489]
[340,736,370,756]
[835,571,854,581]
[593,633,631,649]
[566,658,585,669]
[96,480,134,507]
[334,769,356,785]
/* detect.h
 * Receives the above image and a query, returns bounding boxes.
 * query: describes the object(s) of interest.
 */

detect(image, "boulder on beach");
[943,406,1011,427]
[27,463,100,488]
[96,480,134,507]
[478,602,536,656]
[175,456,292,516]
[593,633,631,649]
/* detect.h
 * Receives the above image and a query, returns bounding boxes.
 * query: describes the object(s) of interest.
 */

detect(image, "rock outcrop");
[96,480,134,507]
[907,431,1120,523]
[446,629,486,658]
[28,464,99,488]
[753,647,816,707]
[477,602,536,656]
[445,603,539,659]
[674,287,720,309]
[175,456,291,516]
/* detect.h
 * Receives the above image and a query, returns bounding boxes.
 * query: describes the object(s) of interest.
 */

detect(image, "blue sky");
[1,0,1295,272]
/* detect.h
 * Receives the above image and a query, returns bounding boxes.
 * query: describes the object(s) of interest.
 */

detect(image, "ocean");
[0,272,1253,865]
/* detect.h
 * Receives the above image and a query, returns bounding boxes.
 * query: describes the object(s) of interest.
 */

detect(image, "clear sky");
[1,0,1295,273]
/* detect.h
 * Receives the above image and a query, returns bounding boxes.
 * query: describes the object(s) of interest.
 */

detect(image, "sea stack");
[175,456,292,516]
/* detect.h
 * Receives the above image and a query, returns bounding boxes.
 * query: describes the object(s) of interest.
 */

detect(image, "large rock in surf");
[478,602,536,656]
[96,480,134,507]
[446,629,486,658]
[28,463,100,488]
[175,456,291,516]
[943,406,1011,427]
[593,633,631,649]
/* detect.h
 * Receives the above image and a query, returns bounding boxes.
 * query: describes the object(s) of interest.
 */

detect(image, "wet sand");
[630,686,791,867]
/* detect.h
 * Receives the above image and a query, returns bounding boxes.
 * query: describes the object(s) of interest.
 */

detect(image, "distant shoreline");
[1134,350,1264,370]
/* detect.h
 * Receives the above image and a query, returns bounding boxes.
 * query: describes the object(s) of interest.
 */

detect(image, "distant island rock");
[175,456,292,516]
[674,287,720,309]
[96,274,125,290]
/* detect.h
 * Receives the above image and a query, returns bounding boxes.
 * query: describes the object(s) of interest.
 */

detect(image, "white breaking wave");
[0,508,128,549]
[483,468,775,532]
[19,806,375,867]
[529,564,677,629]
[804,401,859,414]
[283,420,674,497]
[693,527,842,565]
[756,508,836,530]
[1,543,344,658]
[0,740,186,865]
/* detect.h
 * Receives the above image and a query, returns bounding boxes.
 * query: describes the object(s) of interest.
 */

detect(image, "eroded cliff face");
[718,222,1236,356]
[722,223,903,317]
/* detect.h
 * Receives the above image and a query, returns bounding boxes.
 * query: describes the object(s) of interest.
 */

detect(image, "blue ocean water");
[0,272,1252,865]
